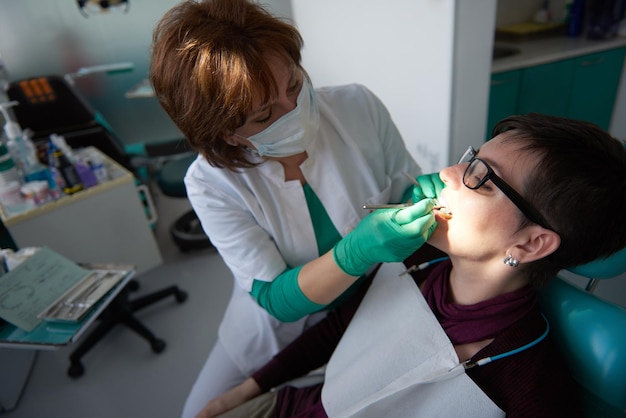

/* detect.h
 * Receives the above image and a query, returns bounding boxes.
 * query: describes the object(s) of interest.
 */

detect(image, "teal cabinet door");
[568,48,626,130]
[488,47,626,137]
[517,59,574,117]
[486,70,520,140]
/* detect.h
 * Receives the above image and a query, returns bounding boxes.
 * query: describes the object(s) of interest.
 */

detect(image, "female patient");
[198,113,626,417]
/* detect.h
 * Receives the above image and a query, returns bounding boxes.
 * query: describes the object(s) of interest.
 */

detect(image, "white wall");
[262,0,293,18]
[450,0,497,162]
[291,0,495,172]
[291,0,454,173]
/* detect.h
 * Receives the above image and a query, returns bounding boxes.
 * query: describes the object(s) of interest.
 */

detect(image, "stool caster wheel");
[175,290,188,303]
[152,339,166,353]
[68,361,85,378]
[129,280,140,291]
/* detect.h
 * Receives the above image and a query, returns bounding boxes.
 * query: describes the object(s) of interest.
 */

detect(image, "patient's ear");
[514,227,561,264]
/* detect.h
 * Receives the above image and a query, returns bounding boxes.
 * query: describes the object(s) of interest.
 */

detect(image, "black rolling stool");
[68,280,188,378]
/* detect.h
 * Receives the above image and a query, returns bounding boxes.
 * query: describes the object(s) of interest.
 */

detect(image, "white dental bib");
[321,262,504,418]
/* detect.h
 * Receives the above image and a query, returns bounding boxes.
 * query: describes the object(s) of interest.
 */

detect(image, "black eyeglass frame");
[458,146,553,231]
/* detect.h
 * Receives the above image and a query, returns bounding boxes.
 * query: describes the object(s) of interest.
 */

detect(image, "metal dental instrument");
[362,173,451,211]
[361,173,420,209]
[402,171,421,187]
[363,202,450,211]
[362,203,448,210]
[362,203,412,210]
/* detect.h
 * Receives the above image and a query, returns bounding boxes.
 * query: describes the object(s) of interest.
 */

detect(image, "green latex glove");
[412,172,445,203]
[333,198,437,276]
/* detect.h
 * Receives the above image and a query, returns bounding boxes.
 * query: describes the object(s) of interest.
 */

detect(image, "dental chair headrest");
[566,247,626,279]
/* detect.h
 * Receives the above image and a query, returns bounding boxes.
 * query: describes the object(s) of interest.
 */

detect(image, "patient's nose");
[439,165,460,187]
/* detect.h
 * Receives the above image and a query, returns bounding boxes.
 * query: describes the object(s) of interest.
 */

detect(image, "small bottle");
[89,155,109,184]
[49,134,98,188]
[47,140,83,195]
[0,180,29,215]
[74,160,98,188]
[568,0,586,37]
[12,129,49,183]
[0,142,22,187]
[45,167,63,200]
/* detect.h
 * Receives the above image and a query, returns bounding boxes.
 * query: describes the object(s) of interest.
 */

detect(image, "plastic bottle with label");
[11,129,49,182]
[0,142,21,186]
[47,140,83,195]
[88,153,109,184]
[0,103,24,187]
[0,101,50,184]
[0,143,28,214]
[568,0,586,37]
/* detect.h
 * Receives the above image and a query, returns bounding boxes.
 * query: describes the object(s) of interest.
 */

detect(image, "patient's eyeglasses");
[458,146,553,230]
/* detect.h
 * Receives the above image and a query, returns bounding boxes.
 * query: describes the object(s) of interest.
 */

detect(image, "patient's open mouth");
[434,199,453,220]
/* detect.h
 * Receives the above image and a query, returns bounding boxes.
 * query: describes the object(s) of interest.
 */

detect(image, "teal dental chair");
[133,139,213,252]
[541,247,626,417]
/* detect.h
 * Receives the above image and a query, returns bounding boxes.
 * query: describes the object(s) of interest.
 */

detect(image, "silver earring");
[503,254,519,267]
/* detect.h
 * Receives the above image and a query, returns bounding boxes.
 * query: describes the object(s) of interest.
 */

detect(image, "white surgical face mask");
[235,77,319,158]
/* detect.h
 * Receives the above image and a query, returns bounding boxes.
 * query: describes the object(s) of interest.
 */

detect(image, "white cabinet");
[0,148,162,275]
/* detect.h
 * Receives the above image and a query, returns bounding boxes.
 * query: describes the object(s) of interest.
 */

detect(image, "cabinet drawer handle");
[579,58,605,66]
[136,184,158,225]
[491,78,517,86]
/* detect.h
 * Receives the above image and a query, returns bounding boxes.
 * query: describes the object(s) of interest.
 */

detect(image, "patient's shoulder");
[467,312,583,417]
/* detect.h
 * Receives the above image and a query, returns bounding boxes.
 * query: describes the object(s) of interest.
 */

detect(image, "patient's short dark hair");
[493,113,626,286]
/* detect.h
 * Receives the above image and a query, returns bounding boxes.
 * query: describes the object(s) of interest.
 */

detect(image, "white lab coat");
[185,83,422,375]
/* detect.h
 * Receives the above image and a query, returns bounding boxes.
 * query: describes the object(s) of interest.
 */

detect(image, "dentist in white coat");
[149,1,442,416]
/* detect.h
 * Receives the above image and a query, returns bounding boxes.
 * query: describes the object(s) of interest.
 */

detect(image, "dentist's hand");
[333,198,437,276]
[412,172,445,203]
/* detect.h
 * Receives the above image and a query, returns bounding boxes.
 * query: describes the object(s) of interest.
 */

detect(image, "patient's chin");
[427,227,448,251]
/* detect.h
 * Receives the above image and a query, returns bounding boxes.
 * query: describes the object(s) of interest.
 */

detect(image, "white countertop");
[492,35,626,73]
